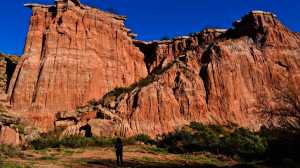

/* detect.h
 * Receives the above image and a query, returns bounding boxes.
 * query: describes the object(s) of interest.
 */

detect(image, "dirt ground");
[0,145,242,168]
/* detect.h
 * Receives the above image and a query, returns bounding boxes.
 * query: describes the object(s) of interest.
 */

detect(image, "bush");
[133,134,156,145]
[0,144,22,157]
[30,133,156,150]
[222,128,267,159]
[88,99,98,106]
[157,122,268,159]
[60,136,115,148]
[259,128,300,161]
[158,130,195,153]
[30,136,115,150]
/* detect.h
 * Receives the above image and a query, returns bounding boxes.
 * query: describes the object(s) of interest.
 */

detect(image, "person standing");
[115,138,123,166]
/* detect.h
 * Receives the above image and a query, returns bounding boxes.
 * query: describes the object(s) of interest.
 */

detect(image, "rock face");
[0,125,22,146]
[73,11,300,137]
[6,3,300,138]
[7,0,148,131]
[0,107,23,146]
[0,53,19,103]
[0,52,22,146]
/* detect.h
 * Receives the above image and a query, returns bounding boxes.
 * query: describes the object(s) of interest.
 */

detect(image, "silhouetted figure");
[115,138,123,166]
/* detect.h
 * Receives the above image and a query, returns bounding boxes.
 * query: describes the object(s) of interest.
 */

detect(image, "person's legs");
[120,151,123,165]
[116,152,120,165]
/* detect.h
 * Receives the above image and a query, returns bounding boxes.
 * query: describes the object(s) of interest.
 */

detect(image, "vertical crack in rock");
[4,58,18,93]
[200,65,210,104]
[32,33,47,103]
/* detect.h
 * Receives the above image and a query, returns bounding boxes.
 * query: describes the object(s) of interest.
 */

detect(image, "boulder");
[88,119,117,137]
[55,120,76,127]
[0,125,22,146]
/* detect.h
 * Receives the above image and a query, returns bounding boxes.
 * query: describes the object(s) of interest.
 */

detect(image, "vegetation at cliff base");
[1,122,299,167]
[157,122,267,159]
[30,132,155,150]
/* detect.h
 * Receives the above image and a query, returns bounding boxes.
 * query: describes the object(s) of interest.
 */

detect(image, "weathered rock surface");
[0,53,19,103]
[5,2,300,138]
[88,119,117,137]
[0,104,24,146]
[7,0,148,131]
[134,28,226,73]
[72,11,300,137]
[0,54,22,146]
[0,125,22,146]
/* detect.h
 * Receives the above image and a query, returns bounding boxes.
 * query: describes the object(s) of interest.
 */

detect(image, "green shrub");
[133,134,156,145]
[158,130,195,153]
[13,124,26,134]
[259,127,300,161]
[88,99,98,106]
[31,134,157,150]
[0,162,25,168]
[222,128,267,158]
[30,136,116,150]
[136,76,155,88]
[0,144,22,157]
[30,135,61,150]
[144,146,168,154]
[110,87,132,97]
[157,122,268,159]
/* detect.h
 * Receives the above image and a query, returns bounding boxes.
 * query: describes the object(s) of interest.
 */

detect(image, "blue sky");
[0,0,299,55]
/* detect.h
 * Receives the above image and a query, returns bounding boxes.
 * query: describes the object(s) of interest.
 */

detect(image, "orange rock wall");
[7,1,148,130]
[113,12,300,137]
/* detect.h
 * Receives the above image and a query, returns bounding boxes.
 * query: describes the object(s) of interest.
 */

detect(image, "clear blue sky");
[0,0,299,55]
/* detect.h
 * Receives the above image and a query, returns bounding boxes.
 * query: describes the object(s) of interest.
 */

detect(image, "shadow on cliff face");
[4,57,18,92]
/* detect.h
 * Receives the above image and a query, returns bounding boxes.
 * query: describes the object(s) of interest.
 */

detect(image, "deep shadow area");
[84,158,263,168]
[4,57,18,92]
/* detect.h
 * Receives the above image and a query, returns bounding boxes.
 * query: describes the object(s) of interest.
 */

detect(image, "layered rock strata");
[6,2,300,137]
[69,11,300,137]
[7,0,148,131]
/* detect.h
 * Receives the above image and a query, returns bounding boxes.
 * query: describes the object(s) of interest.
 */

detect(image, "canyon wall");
[5,0,300,137]
[7,0,148,131]
[77,11,300,137]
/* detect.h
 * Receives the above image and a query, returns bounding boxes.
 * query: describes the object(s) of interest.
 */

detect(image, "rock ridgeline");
[2,0,300,139]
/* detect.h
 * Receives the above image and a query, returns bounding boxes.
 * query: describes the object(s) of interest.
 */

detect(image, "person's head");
[116,137,122,143]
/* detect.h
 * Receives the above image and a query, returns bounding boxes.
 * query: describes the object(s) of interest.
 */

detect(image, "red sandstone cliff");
[71,11,300,137]
[7,0,148,131]
[5,0,300,137]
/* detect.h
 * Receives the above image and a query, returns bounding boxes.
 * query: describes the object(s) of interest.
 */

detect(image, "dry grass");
[1,145,238,168]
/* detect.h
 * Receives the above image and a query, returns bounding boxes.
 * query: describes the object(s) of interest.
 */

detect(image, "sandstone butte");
[2,0,300,138]
[7,0,148,131]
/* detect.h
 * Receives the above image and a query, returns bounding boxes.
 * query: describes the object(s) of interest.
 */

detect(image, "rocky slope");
[0,53,22,146]
[7,0,148,131]
[66,11,300,137]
